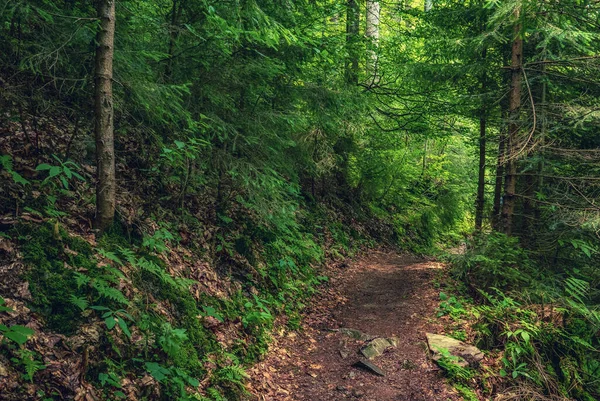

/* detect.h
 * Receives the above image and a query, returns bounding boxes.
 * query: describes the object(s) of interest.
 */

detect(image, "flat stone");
[352,359,385,376]
[426,333,484,368]
[360,337,396,360]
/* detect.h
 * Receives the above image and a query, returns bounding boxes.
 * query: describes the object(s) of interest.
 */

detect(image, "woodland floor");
[248,252,462,401]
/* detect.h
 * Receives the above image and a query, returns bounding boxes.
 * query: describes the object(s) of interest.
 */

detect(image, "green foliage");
[449,240,600,399]
[450,233,534,291]
[11,349,46,382]
[0,297,35,346]
[35,155,85,190]
[0,155,30,186]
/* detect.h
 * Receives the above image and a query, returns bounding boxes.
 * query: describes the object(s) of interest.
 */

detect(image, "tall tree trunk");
[522,55,547,240]
[165,0,182,79]
[345,0,359,86]
[94,0,116,232]
[365,0,380,83]
[491,123,506,231]
[501,9,523,236]
[475,48,487,231]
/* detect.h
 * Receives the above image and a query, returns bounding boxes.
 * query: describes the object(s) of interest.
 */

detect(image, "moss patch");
[17,222,94,334]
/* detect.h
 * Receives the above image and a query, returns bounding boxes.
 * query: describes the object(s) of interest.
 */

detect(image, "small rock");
[340,349,349,359]
[426,333,484,368]
[360,337,396,360]
[351,389,365,398]
[353,359,385,376]
[336,385,347,392]
[348,371,356,379]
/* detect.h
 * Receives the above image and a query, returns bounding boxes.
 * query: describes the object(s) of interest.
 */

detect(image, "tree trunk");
[491,124,506,231]
[475,48,487,231]
[475,108,487,231]
[522,55,547,240]
[365,1,380,82]
[501,9,523,236]
[94,0,116,233]
[165,0,182,79]
[345,0,359,86]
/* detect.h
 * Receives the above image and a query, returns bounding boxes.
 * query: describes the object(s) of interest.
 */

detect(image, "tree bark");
[94,0,116,232]
[491,124,506,231]
[501,9,523,236]
[345,0,359,86]
[475,48,487,231]
[365,1,380,82]
[165,0,183,79]
[475,109,487,230]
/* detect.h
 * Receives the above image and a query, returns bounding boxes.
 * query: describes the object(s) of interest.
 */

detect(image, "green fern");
[14,350,45,382]
[565,277,590,304]
[92,279,129,305]
[73,271,91,288]
[97,248,123,266]
[69,295,89,311]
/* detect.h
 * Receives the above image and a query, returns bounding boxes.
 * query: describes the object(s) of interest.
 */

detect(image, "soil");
[248,251,461,401]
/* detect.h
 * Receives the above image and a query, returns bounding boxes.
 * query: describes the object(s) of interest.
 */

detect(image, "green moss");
[17,223,89,334]
[133,265,218,361]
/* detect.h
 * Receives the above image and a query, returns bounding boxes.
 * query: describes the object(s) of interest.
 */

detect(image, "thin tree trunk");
[475,109,487,230]
[94,0,116,232]
[365,1,380,82]
[501,9,523,236]
[535,62,547,219]
[345,0,359,86]
[491,124,506,231]
[475,48,487,231]
[165,0,182,79]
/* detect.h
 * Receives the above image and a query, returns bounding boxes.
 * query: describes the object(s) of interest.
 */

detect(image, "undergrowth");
[437,233,600,401]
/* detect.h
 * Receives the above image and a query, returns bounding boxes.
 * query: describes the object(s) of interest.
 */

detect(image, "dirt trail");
[248,252,461,401]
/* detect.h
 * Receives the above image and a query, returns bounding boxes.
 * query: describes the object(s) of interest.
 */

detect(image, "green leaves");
[35,156,86,190]
[1,155,30,186]
[0,325,35,345]
[0,297,35,345]
[90,307,133,339]
[145,362,170,382]
[202,306,224,323]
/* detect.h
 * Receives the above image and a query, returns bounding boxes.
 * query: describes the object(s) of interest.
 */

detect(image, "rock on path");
[247,252,461,401]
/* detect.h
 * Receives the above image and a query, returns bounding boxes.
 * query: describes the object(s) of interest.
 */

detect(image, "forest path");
[248,251,461,401]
